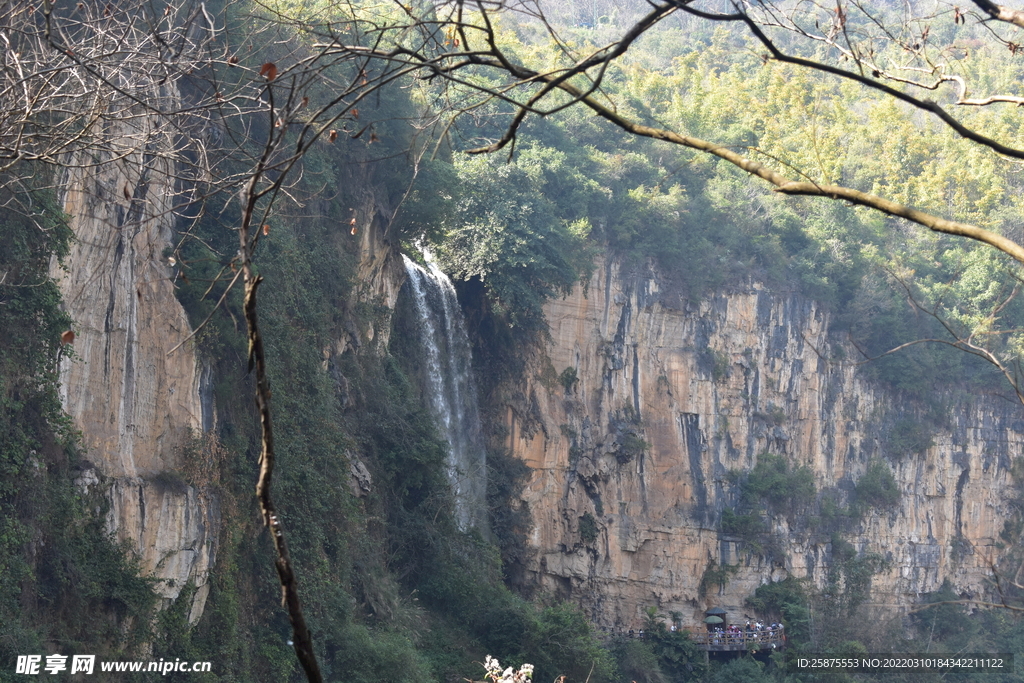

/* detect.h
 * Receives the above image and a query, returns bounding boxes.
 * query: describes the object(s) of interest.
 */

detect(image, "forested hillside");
[3,0,1024,681]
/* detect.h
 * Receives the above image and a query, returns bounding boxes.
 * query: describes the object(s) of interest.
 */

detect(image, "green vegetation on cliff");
[154,41,622,677]
[0,176,156,679]
[7,2,1024,682]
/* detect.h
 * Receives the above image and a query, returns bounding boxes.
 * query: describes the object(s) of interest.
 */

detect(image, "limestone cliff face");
[326,165,408,358]
[54,127,217,617]
[51,115,406,620]
[508,257,1022,630]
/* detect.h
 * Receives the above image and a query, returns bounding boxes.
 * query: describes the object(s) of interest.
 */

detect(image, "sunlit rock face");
[49,116,411,620]
[53,111,217,617]
[341,167,407,353]
[507,257,1022,630]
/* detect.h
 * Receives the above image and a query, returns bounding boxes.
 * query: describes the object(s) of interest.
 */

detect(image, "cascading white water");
[402,254,487,530]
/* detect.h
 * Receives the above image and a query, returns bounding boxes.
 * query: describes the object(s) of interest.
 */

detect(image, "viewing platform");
[689,628,786,652]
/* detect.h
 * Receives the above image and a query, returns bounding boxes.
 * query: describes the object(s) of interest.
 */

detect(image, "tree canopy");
[9,1,1024,680]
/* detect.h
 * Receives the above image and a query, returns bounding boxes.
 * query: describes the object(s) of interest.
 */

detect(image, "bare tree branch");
[970,0,1024,29]
[310,1,1024,271]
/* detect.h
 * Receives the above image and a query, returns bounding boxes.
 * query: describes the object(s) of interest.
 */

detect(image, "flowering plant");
[483,655,534,683]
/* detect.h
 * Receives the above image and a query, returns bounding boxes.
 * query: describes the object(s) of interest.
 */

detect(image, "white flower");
[482,656,533,683]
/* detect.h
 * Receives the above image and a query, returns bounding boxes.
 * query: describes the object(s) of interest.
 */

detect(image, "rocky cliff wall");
[52,135,406,621]
[507,257,1023,630]
[53,118,217,618]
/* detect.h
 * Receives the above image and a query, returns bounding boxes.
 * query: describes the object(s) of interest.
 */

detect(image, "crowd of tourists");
[705,621,784,644]
[623,620,783,642]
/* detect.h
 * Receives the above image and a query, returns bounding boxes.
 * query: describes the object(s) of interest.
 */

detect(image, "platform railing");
[688,628,785,651]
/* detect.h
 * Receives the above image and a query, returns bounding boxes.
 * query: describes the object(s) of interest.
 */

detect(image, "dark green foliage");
[968,610,1024,683]
[18,17,1024,683]
[0,174,157,674]
[722,452,816,552]
[710,350,731,382]
[393,157,460,242]
[873,579,1024,683]
[528,603,617,683]
[34,485,156,645]
[810,489,859,534]
[152,583,207,680]
[524,99,863,310]
[487,446,534,583]
[886,419,935,459]
[558,366,579,393]
[741,454,816,515]
[160,77,450,678]
[719,510,784,562]
[327,624,432,683]
[619,432,651,461]
[645,614,708,683]
[699,559,740,597]
[348,353,450,521]
[611,404,649,464]
[824,535,886,618]
[0,177,72,502]
[842,268,1005,399]
[612,637,668,683]
[708,657,770,683]
[165,165,623,682]
[437,146,595,332]
[611,613,707,683]
[255,227,445,682]
[404,529,617,682]
[579,512,598,545]
[745,578,811,643]
[876,579,1024,683]
[720,509,767,540]
[853,461,900,511]
[911,579,976,643]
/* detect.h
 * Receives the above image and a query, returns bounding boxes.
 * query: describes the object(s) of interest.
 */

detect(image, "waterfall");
[401,254,487,530]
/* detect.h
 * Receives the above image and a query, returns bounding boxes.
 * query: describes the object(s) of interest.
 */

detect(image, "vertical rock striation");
[508,257,1022,629]
[53,109,217,617]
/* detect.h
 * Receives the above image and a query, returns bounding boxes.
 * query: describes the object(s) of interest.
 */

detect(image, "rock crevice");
[509,257,1021,629]
[53,110,217,614]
